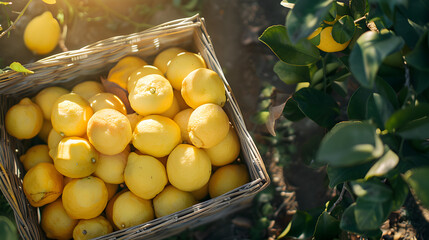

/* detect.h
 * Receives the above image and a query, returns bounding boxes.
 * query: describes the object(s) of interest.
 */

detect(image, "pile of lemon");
[5,48,250,239]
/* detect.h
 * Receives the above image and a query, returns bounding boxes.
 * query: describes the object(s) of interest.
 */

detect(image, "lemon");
[41,198,78,240]
[105,189,127,226]
[173,108,193,144]
[88,92,127,115]
[51,93,93,137]
[107,56,147,89]
[132,115,181,158]
[208,164,250,198]
[93,148,129,184]
[51,137,98,178]
[111,191,154,230]
[191,183,209,201]
[153,185,197,218]
[42,0,56,4]
[167,144,212,192]
[62,176,108,219]
[129,74,174,116]
[38,120,52,143]
[71,81,105,101]
[73,216,113,240]
[23,11,60,55]
[47,128,63,150]
[20,144,53,171]
[188,103,230,148]
[165,52,207,90]
[124,152,168,199]
[105,183,118,201]
[34,86,69,120]
[5,98,43,139]
[87,108,132,155]
[314,26,350,52]
[159,91,181,119]
[204,127,241,166]
[23,162,63,207]
[153,47,187,74]
[126,113,143,130]
[127,65,163,92]
[174,89,189,109]
[181,68,226,108]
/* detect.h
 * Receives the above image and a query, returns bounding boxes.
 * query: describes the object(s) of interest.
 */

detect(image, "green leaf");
[397,117,429,140]
[274,61,310,84]
[278,210,318,239]
[9,62,34,74]
[397,0,429,26]
[311,62,341,85]
[365,149,399,178]
[405,31,429,71]
[385,103,429,132]
[327,161,374,188]
[332,15,355,44]
[259,25,321,66]
[252,111,270,125]
[313,212,340,240]
[410,67,429,94]
[316,121,384,167]
[405,167,429,208]
[351,180,393,202]
[340,204,383,237]
[286,0,334,44]
[389,174,410,211]
[293,88,339,128]
[354,198,392,230]
[348,87,372,120]
[349,31,405,88]
[350,0,367,19]
[366,93,394,130]
[393,10,422,49]
[283,97,306,121]
[0,216,18,240]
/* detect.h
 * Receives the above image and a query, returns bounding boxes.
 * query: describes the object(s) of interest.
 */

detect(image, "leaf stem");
[328,184,346,214]
[0,0,33,39]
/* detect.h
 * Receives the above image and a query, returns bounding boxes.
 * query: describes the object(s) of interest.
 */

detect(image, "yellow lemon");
[126,113,143,130]
[153,185,197,218]
[208,164,250,198]
[51,137,98,178]
[88,92,127,115]
[38,119,52,143]
[105,183,118,201]
[47,128,63,150]
[87,108,132,155]
[34,86,69,120]
[181,68,226,108]
[23,162,63,207]
[105,189,127,227]
[127,65,163,92]
[153,47,187,74]
[42,0,56,4]
[124,152,168,199]
[51,93,93,137]
[93,148,129,184]
[159,91,181,119]
[165,52,207,90]
[111,191,154,230]
[174,89,189,110]
[188,103,230,148]
[62,176,108,219]
[23,11,60,55]
[71,81,105,101]
[5,98,43,139]
[107,56,147,89]
[128,74,174,116]
[191,183,209,201]
[73,216,113,240]
[315,26,350,52]
[41,198,78,240]
[167,144,212,192]
[204,127,241,166]
[132,115,181,158]
[20,144,53,171]
[173,108,193,144]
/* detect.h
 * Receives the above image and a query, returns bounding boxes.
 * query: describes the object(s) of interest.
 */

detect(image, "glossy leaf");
[283,97,306,121]
[405,31,429,71]
[350,0,367,19]
[347,87,372,120]
[286,0,334,43]
[327,161,373,188]
[0,216,18,240]
[259,25,321,66]
[293,88,339,128]
[313,212,340,240]
[366,93,394,130]
[397,0,429,26]
[332,15,355,44]
[389,174,410,211]
[316,121,384,167]
[349,31,405,88]
[274,61,310,84]
[278,210,317,239]
[405,167,429,208]
[410,67,429,94]
[351,180,393,202]
[396,117,429,140]
[393,10,421,49]
[354,198,392,230]
[385,103,429,132]
[9,62,34,74]
[374,77,399,109]
[340,204,383,237]
[365,149,399,178]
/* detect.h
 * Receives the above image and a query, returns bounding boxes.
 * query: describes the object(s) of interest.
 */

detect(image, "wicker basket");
[0,14,270,239]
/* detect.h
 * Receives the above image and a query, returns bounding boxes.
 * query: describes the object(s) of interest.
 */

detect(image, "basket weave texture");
[0,14,270,239]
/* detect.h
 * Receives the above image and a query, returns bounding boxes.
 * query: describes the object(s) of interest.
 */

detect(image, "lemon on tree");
[308,26,351,53]
[41,198,78,240]
[5,98,43,139]
[23,11,60,55]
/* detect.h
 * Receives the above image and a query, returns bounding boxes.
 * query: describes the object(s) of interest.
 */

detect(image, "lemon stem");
[0,0,33,39]
[149,87,156,94]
